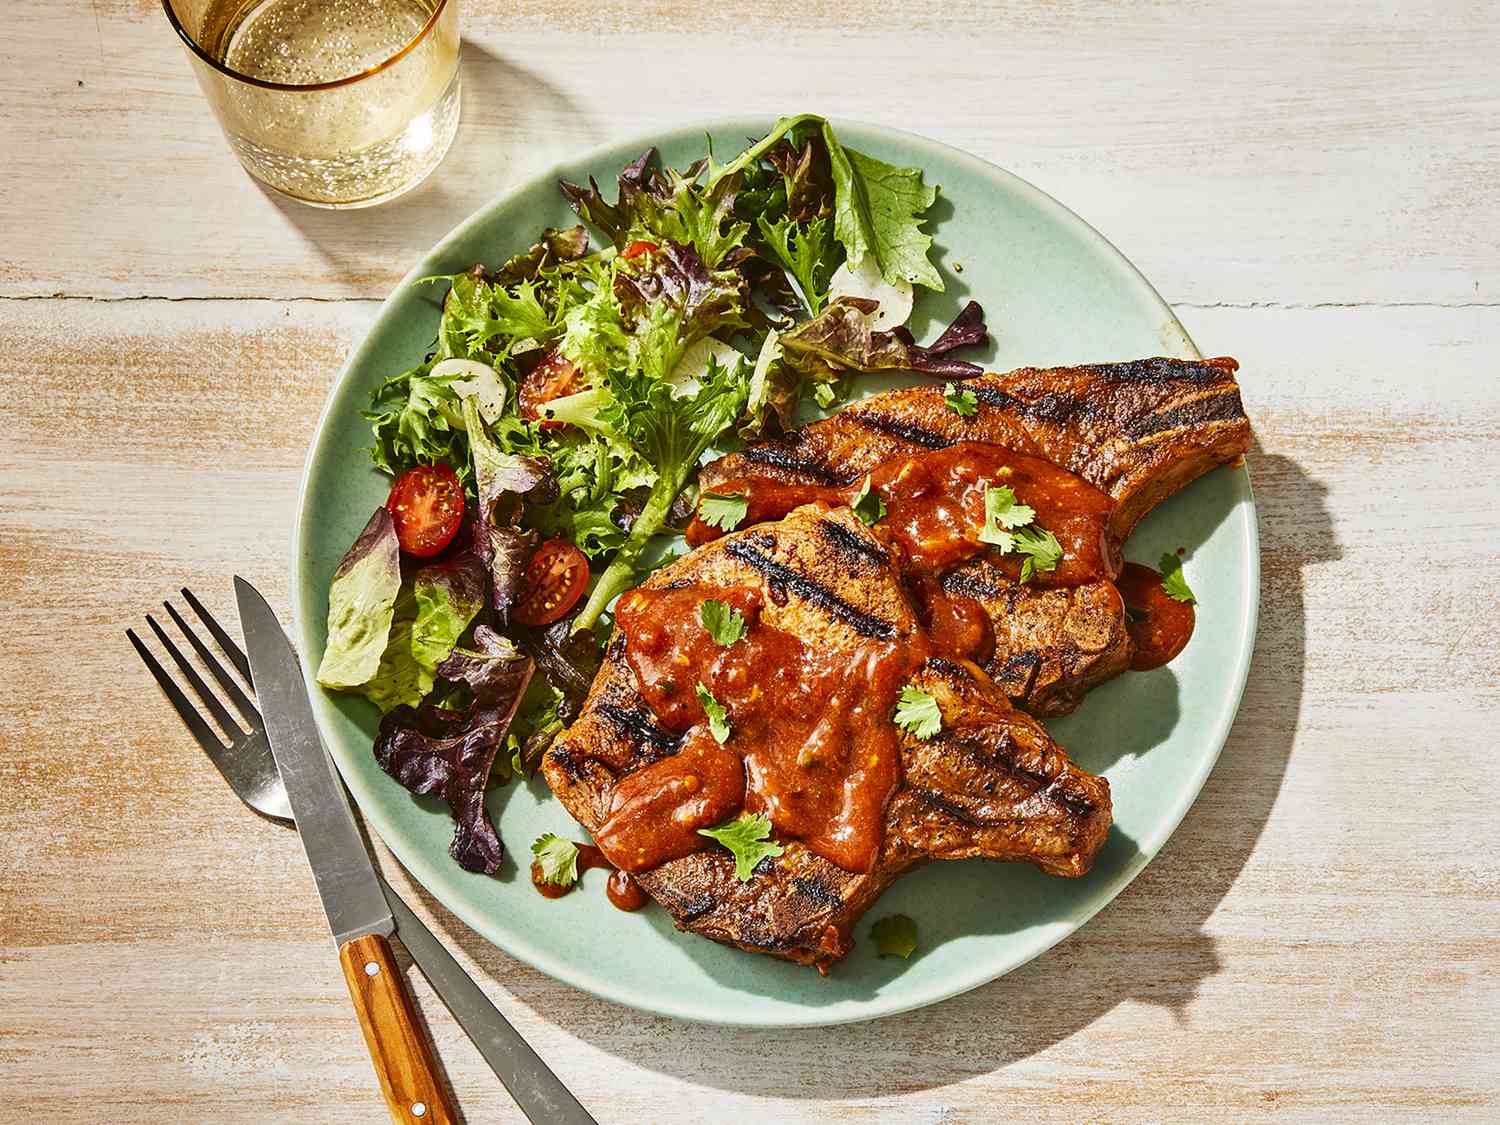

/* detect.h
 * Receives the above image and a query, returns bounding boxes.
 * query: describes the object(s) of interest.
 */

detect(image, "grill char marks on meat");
[695,356,1250,717]
[700,356,1249,543]
[543,505,1112,968]
[939,556,1132,717]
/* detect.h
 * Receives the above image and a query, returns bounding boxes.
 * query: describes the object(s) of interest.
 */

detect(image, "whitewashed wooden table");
[3,2,1497,1121]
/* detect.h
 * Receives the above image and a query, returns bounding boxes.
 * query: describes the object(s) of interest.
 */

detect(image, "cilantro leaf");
[944,382,978,417]
[1014,525,1063,583]
[979,485,1035,550]
[894,685,942,740]
[700,599,747,646]
[851,475,886,526]
[699,490,749,532]
[696,683,732,743]
[1159,552,1197,604]
[698,812,785,882]
[530,833,580,887]
[870,914,917,960]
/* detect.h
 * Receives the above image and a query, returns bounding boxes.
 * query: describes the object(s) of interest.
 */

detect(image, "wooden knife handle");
[339,933,457,1125]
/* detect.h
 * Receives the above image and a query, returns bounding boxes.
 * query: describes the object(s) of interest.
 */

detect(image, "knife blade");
[236,576,455,1125]
[236,577,392,946]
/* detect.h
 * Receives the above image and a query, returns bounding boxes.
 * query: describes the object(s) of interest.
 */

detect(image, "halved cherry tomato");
[622,239,659,259]
[513,539,589,626]
[519,349,586,429]
[386,463,464,557]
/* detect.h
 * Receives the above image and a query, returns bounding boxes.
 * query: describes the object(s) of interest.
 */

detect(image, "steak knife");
[236,577,456,1125]
[235,578,599,1125]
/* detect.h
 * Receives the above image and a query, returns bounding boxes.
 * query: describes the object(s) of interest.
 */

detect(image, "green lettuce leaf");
[317,509,403,691]
[360,595,426,713]
[704,115,942,291]
[824,130,943,292]
[756,215,834,316]
[570,354,748,631]
[740,329,803,441]
[363,356,514,486]
[410,557,488,672]
[358,556,488,713]
[435,271,556,360]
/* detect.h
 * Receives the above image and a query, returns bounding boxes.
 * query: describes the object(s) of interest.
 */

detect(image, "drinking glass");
[163,0,461,208]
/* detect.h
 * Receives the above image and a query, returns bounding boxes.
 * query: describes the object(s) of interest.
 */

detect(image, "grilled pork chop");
[544,504,1111,967]
[695,356,1251,715]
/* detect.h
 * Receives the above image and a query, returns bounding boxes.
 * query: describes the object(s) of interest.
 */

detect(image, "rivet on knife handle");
[339,932,457,1125]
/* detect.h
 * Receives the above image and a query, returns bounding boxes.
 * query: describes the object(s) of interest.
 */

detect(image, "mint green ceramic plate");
[292,118,1257,1027]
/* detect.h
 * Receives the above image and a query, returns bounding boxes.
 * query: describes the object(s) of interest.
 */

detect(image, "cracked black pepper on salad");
[313,114,990,874]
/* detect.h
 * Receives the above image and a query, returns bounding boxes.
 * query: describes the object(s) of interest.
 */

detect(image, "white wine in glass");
[165,0,461,208]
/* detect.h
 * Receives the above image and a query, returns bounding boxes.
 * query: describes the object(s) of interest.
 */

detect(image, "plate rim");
[291,115,1260,1027]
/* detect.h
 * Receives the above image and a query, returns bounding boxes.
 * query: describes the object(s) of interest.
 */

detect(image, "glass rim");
[161,0,451,93]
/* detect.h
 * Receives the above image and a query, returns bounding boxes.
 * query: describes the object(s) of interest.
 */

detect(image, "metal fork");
[128,589,597,1125]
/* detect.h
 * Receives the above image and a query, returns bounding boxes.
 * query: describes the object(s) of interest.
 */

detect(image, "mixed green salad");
[313,114,989,875]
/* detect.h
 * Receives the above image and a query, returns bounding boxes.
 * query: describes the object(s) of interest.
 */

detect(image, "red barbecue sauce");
[590,441,1183,883]
[531,843,648,911]
[595,585,926,875]
[1117,561,1196,670]
[686,442,1119,589]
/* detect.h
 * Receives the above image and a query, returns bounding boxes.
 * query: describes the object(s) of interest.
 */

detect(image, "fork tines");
[127,590,263,755]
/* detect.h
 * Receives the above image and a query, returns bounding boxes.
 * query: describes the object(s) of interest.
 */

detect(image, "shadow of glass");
[256,42,602,288]
[402,439,1337,1100]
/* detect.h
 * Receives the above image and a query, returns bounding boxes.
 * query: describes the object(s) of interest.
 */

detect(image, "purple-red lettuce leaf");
[559,148,668,250]
[521,618,602,725]
[764,131,835,222]
[563,150,748,269]
[890,300,988,359]
[739,330,804,441]
[493,225,591,285]
[375,628,535,874]
[436,625,534,705]
[778,297,987,382]
[612,240,748,335]
[463,396,552,625]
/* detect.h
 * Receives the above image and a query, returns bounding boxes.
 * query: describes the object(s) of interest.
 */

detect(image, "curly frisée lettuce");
[329,117,993,877]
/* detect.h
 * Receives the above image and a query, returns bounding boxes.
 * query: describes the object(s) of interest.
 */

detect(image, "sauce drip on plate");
[1117,561,1196,670]
[530,843,647,912]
